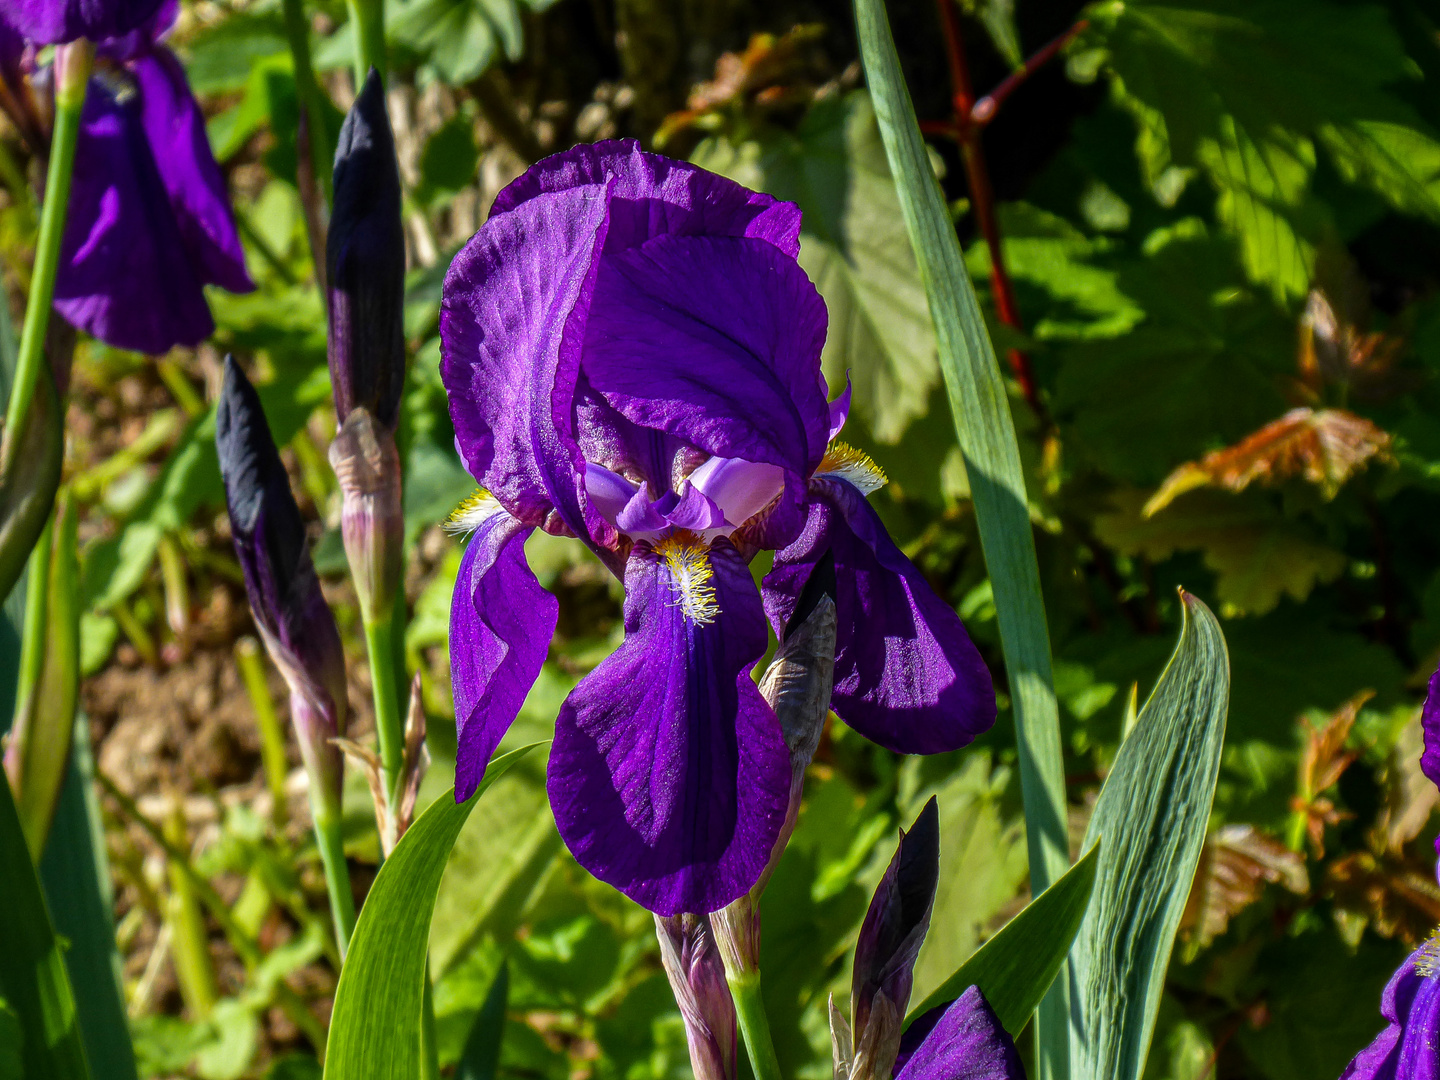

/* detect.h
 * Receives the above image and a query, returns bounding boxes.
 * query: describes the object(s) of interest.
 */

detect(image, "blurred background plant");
[3,0,1440,1077]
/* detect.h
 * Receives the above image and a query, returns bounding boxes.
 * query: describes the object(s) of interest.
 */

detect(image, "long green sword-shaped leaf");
[909,842,1099,1036]
[0,771,89,1080]
[324,745,539,1080]
[1069,592,1229,1080]
[851,1,1070,1074]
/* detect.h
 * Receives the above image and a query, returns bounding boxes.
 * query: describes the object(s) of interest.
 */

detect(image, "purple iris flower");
[439,140,996,915]
[1,0,253,354]
[1339,935,1440,1080]
[888,989,1026,1080]
[0,0,166,45]
[1339,669,1440,1079]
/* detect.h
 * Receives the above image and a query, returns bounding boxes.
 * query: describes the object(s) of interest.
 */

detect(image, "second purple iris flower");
[439,140,996,915]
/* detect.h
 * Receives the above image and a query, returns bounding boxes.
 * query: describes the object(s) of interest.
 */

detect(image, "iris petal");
[894,988,1025,1080]
[582,234,831,479]
[1341,942,1440,1080]
[763,479,996,754]
[441,182,612,534]
[451,507,558,801]
[548,538,790,914]
[491,139,802,257]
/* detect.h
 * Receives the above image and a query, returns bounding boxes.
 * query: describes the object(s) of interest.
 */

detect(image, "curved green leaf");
[1068,592,1230,1080]
[324,745,539,1080]
[908,842,1099,1036]
[0,772,88,1080]
[851,0,1070,1073]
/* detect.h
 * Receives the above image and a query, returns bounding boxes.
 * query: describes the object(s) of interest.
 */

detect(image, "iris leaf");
[1068,592,1230,1080]
[323,745,540,1080]
[851,0,1070,1072]
[0,771,89,1080]
[908,841,1100,1036]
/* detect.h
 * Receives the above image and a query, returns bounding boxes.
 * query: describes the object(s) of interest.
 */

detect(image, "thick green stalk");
[851,0,1070,1075]
[1,41,91,471]
[726,971,782,1080]
[362,595,406,811]
[345,0,387,86]
[313,803,357,957]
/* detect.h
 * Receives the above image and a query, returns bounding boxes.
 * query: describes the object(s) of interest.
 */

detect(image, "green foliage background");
[4,0,1440,1077]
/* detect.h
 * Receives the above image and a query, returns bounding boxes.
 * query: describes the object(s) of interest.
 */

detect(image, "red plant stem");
[971,20,1089,125]
[932,0,1043,417]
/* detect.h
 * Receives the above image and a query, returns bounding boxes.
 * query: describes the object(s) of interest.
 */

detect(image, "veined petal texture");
[764,478,995,754]
[548,538,790,914]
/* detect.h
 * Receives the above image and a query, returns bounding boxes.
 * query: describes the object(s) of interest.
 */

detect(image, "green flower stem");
[362,593,407,814]
[235,637,290,831]
[2,40,91,471]
[313,803,357,958]
[345,0,387,87]
[727,970,782,1080]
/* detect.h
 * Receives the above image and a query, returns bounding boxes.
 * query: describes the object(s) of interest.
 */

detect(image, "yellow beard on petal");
[1417,926,1440,978]
[654,531,719,626]
[442,488,505,537]
[816,440,888,496]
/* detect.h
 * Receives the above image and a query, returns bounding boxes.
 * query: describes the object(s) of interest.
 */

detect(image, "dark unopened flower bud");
[655,913,737,1080]
[327,66,404,430]
[217,356,347,821]
[848,798,941,1080]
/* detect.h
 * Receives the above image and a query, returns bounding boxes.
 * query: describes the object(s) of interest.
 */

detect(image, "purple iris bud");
[849,798,940,1074]
[439,140,995,915]
[655,913,738,1080]
[217,356,347,820]
[328,67,405,430]
[36,0,254,354]
[1339,933,1440,1080]
[0,0,166,45]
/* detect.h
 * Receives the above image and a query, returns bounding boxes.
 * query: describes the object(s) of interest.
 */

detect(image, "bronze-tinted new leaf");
[1180,824,1309,951]
[1326,851,1440,947]
[1144,407,1390,516]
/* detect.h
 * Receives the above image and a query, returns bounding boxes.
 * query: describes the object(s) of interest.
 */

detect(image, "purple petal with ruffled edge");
[55,70,216,353]
[548,538,790,914]
[894,988,1025,1080]
[451,508,559,801]
[94,0,176,60]
[441,183,611,536]
[763,479,996,754]
[1341,942,1440,1080]
[0,0,165,44]
[491,139,801,257]
[583,234,830,479]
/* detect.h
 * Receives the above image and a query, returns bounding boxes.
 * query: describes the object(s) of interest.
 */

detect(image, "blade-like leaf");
[323,745,539,1080]
[39,715,139,1080]
[908,842,1099,1036]
[851,0,1070,1073]
[1068,592,1230,1080]
[455,961,508,1080]
[0,772,89,1080]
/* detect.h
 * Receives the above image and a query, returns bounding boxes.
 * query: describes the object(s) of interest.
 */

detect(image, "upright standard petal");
[1341,937,1440,1080]
[548,537,790,914]
[449,496,558,801]
[583,234,831,477]
[894,988,1026,1080]
[1421,665,1440,798]
[1,0,166,44]
[491,139,801,257]
[329,68,405,429]
[764,479,996,754]
[440,182,611,533]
